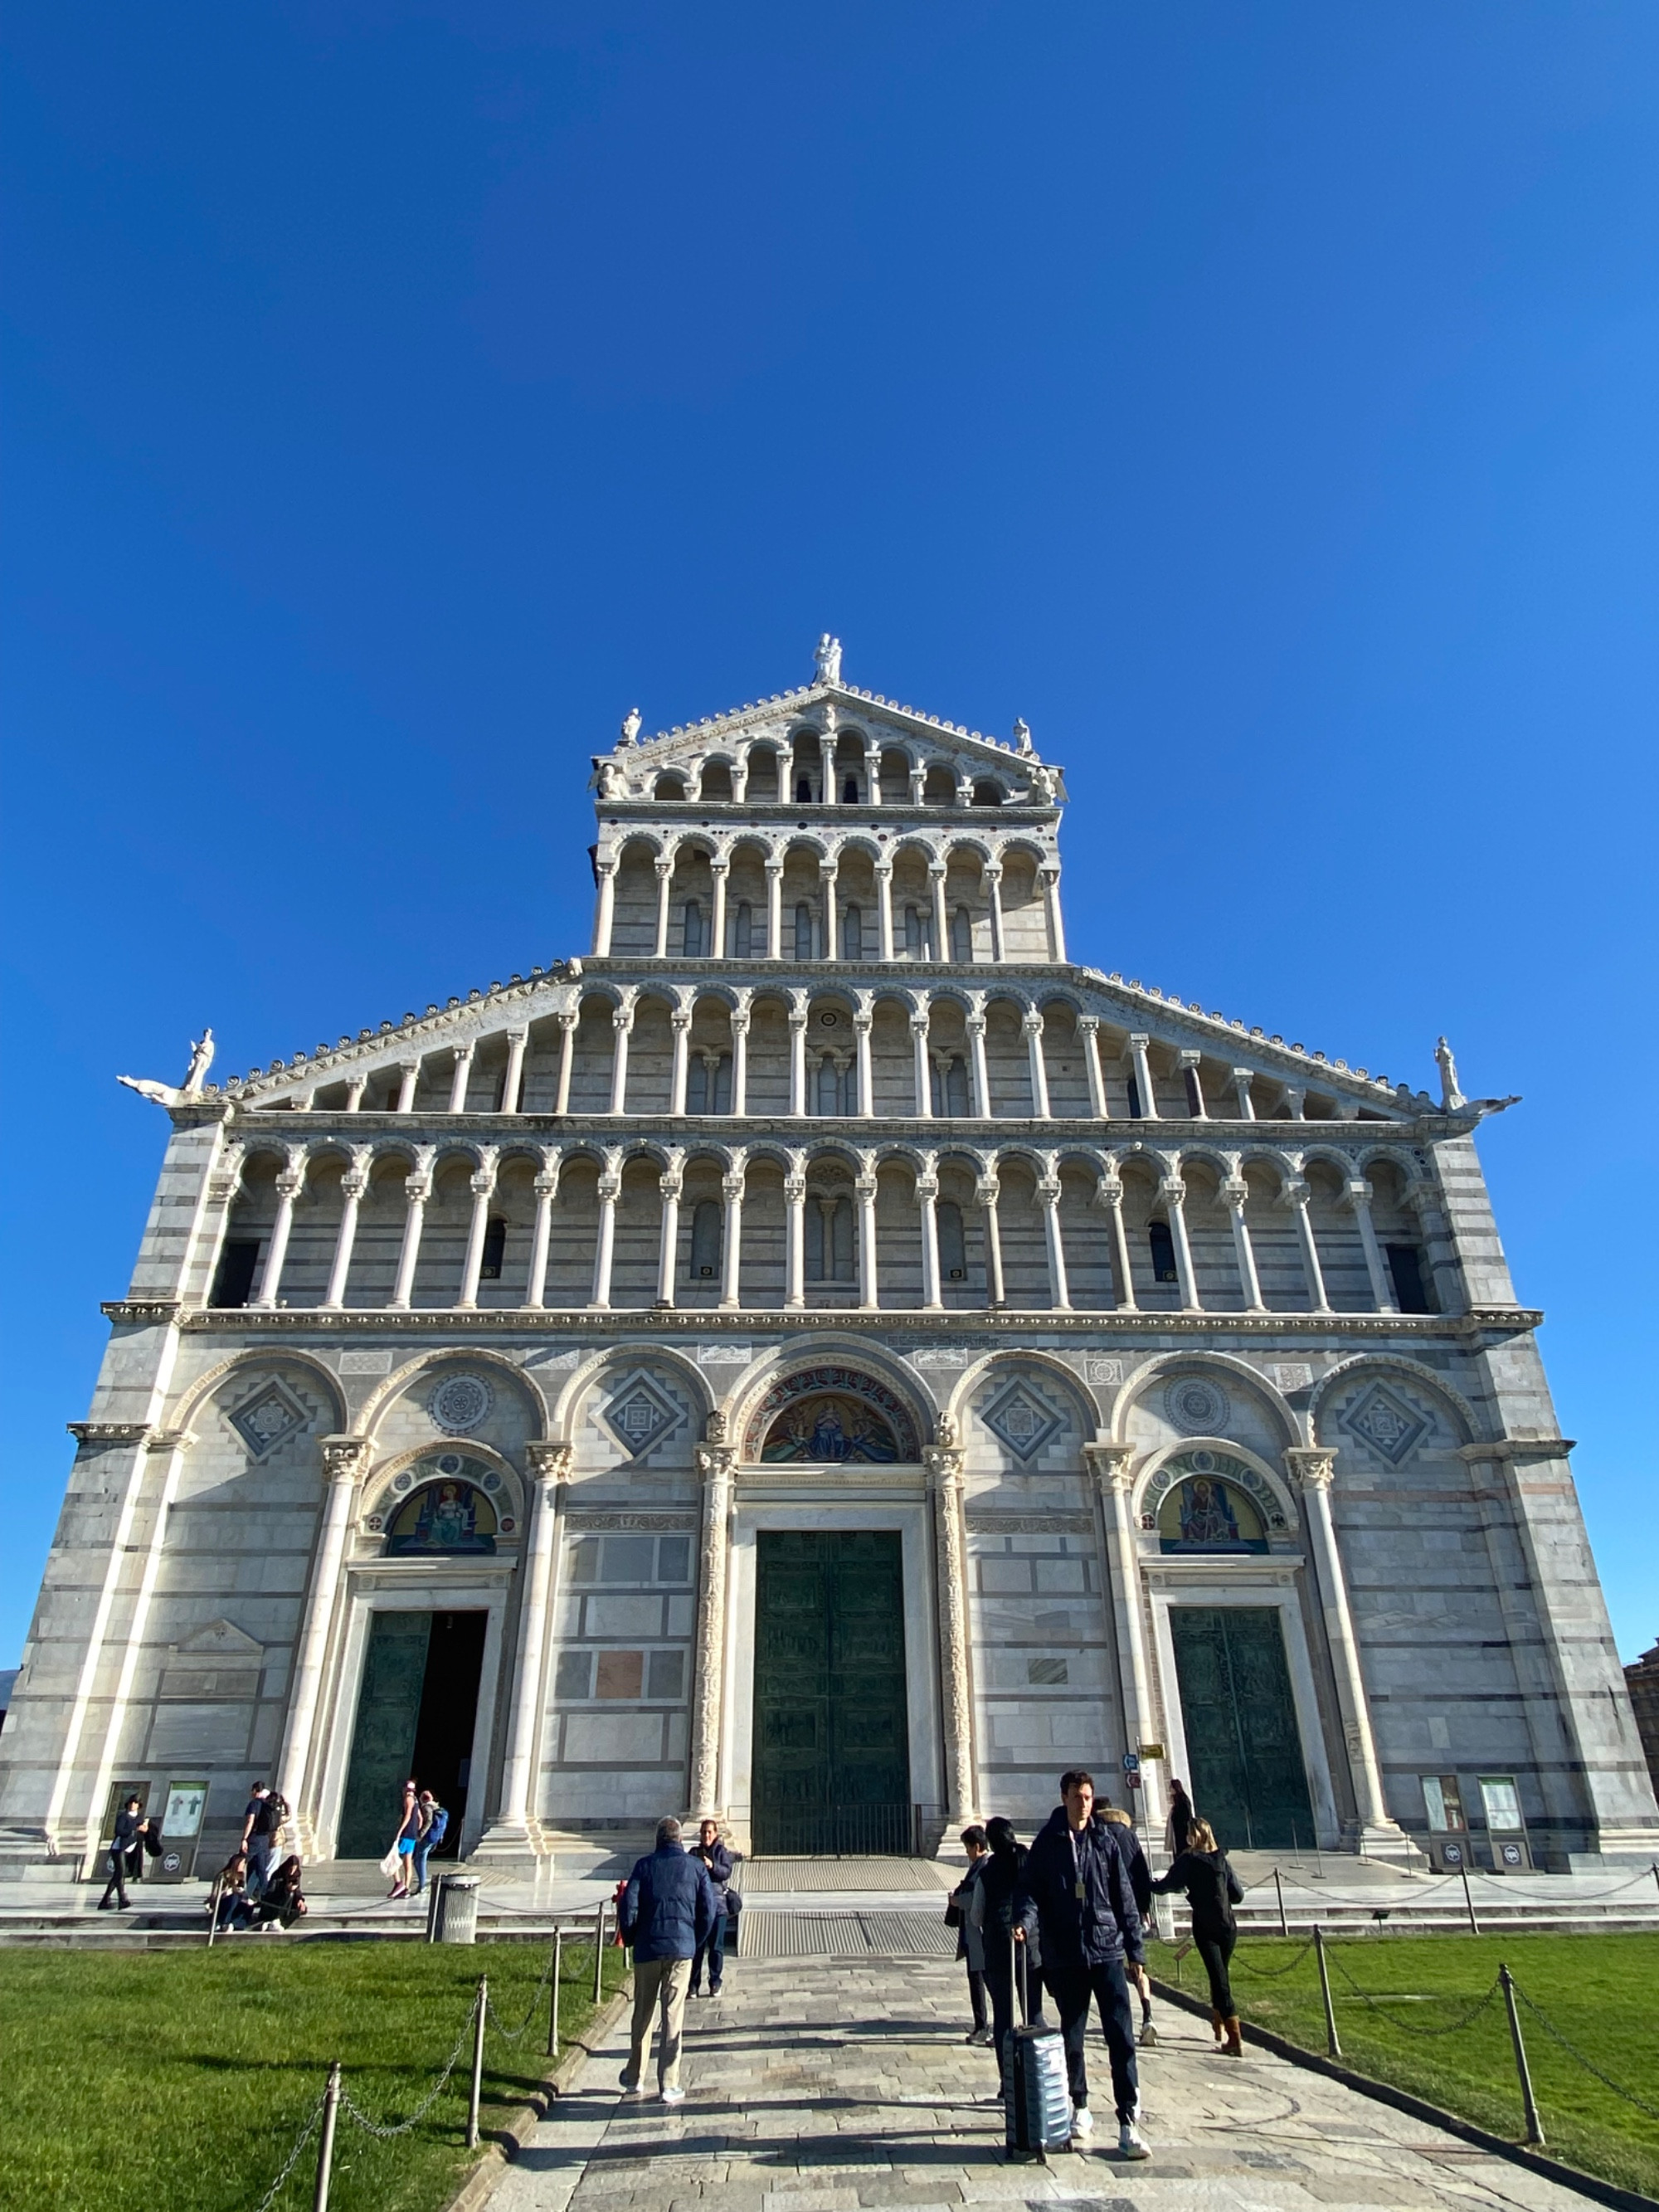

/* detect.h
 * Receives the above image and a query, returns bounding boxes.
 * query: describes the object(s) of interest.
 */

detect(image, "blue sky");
[2,3,1656,1664]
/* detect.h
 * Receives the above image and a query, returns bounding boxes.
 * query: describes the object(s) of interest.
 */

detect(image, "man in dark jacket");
[619,1816,716,2102]
[98,1796,146,1910]
[1014,1770,1150,2159]
[687,1819,734,1997]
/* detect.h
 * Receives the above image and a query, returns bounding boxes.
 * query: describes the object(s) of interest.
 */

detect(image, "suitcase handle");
[1016,1936,1029,2026]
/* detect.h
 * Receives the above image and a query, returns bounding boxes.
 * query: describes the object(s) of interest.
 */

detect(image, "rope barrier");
[1512,1979,1659,2121]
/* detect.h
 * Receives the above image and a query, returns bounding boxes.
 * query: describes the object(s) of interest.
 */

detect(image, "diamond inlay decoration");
[980,1379,1065,1464]
[602,1370,688,1460]
[228,1377,310,1460]
[1339,1381,1430,1466]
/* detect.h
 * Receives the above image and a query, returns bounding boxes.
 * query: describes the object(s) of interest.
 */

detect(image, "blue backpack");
[426,1806,450,1846]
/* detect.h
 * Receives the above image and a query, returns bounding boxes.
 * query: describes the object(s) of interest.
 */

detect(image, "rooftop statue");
[814,633,843,686]
[1435,1035,1465,1112]
[1014,718,1033,754]
[620,706,642,745]
[184,1027,215,1094]
[118,1027,216,1109]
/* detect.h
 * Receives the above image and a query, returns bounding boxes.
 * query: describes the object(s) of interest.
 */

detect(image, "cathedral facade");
[3,645,1654,1878]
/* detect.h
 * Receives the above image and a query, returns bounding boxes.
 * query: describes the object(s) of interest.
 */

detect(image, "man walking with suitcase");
[1014,1770,1150,2160]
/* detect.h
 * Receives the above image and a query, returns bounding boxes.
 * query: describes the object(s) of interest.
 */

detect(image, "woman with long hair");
[1151,1815,1245,2054]
[971,1816,1044,2077]
[387,1779,421,1899]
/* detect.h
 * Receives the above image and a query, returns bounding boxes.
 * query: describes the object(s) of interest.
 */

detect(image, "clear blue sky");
[3,4,1656,1665]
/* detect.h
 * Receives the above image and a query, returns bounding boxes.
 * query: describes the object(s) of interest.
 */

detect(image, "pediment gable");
[174,1617,264,1657]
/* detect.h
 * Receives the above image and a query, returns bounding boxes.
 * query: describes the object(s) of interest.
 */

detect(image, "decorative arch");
[950,1350,1096,1464]
[1309,1354,1482,1451]
[359,1438,526,1542]
[1108,1350,1301,1448]
[742,1362,922,1464]
[172,1347,348,1438]
[550,1342,713,1444]
[1131,1436,1299,1540]
[355,1347,552,1440]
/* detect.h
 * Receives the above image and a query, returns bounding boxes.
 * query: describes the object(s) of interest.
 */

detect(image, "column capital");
[1095,1171,1124,1206]
[1083,1440,1136,1490]
[470,1159,499,1197]
[320,1435,372,1483]
[873,856,893,879]
[1177,1047,1201,1069]
[452,1037,477,1062]
[927,858,947,880]
[1285,1445,1337,1490]
[854,1172,878,1201]
[765,852,785,875]
[1077,1014,1099,1036]
[1128,1030,1150,1051]
[525,1440,573,1483]
[789,1006,809,1033]
[722,1167,747,1201]
[975,1173,1001,1204]
[1231,1065,1254,1085]
[403,1170,433,1201]
[1021,1007,1044,1035]
[923,1442,966,1487]
[654,855,674,878]
[612,1002,636,1032]
[732,1010,752,1035]
[966,1011,986,1038]
[1278,1177,1311,1209]
[670,1005,692,1031]
[909,1011,931,1038]
[275,1167,305,1200]
[853,1008,873,1035]
[340,1166,371,1201]
[1221,1177,1248,1208]
[533,1164,561,1197]
[505,1024,529,1045]
[596,1171,622,1201]
[694,1443,737,1484]
[710,855,730,878]
[659,1165,684,1200]
[1039,861,1061,884]
[915,1174,940,1204]
[1340,1176,1373,1208]
[982,860,1002,882]
[557,1007,580,1033]
[1158,1175,1187,1205]
[1036,1175,1062,1206]
[784,1173,807,1202]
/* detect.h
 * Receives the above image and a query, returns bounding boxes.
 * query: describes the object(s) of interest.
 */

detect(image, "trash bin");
[431,1873,480,1944]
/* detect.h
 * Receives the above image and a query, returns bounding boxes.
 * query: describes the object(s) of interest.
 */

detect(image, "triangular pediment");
[173,1618,264,1657]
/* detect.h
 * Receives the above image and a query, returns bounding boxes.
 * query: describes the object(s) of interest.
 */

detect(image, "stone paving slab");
[487,1954,1607,2212]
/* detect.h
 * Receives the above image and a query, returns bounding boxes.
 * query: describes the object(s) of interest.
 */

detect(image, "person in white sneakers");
[617,1817,716,2105]
[1014,1770,1151,2161]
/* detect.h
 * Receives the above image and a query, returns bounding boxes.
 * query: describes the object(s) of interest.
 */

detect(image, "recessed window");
[211,1240,261,1309]
[842,774,859,803]
[1149,1220,1179,1284]
[795,774,814,803]
[951,906,973,963]
[1184,1066,1204,1114]
[683,899,706,957]
[687,1055,732,1114]
[938,1200,968,1282]
[794,903,815,960]
[731,901,753,957]
[1386,1244,1433,1314]
[689,1199,722,1280]
[807,1193,856,1281]
[479,1216,507,1279]
[843,904,864,960]
[904,905,930,957]
[1126,1075,1143,1118]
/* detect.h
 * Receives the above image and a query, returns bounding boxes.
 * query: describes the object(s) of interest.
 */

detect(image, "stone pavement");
[489,1953,1602,2212]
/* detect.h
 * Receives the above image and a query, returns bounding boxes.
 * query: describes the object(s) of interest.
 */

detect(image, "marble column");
[855,1171,879,1311]
[1097,1173,1138,1310]
[1231,1067,1256,1120]
[711,858,730,957]
[875,861,896,962]
[1040,864,1066,960]
[1285,1447,1407,1852]
[608,1001,634,1114]
[1179,1050,1208,1118]
[976,1172,1006,1308]
[554,1011,578,1115]
[719,1162,746,1309]
[394,1060,421,1113]
[654,856,674,957]
[252,1150,306,1308]
[1023,1009,1052,1118]
[322,1152,371,1309]
[1078,1016,1107,1118]
[1128,1033,1159,1119]
[345,1074,367,1112]
[1222,1174,1266,1312]
[501,1026,529,1114]
[864,744,883,804]
[731,1005,751,1115]
[655,1160,684,1307]
[765,856,784,959]
[278,1435,372,1852]
[448,1040,475,1113]
[523,1154,560,1308]
[1037,1172,1071,1310]
[688,1441,737,1816]
[1160,1173,1200,1311]
[390,1153,434,1309]
[928,863,949,961]
[917,1171,943,1310]
[911,1007,933,1117]
[789,1003,809,1116]
[457,1152,500,1308]
[592,857,618,955]
[1084,1442,1162,1830]
[966,1009,990,1117]
[1283,1175,1332,1312]
[821,864,839,962]
[784,1170,807,1309]
[669,1006,692,1114]
[494,1441,572,1840]
[925,1435,978,1824]
[854,1006,873,1115]
[1344,1177,1399,1312]
[984,865,1005,962]
[590,1162,621,1308]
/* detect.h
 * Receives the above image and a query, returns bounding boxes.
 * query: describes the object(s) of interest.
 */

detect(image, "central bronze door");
[752,1529,912,1854]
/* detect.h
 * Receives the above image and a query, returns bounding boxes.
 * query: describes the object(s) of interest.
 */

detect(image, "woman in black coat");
[1151,1815,1245,2054]
[972,1817,1044,2078]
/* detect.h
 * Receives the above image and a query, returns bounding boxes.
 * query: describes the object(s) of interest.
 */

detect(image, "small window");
[211,1240,261,1309]
[646,1649,685,1699]
[794,902,815,960]
[795,774,814,803]
[479,1216,507,1279]
[657,1536,692,1583]
[938,1200,968,1282]
[596,1650,645,1699]
[731,901,752,957]
[1126,1076,1143,1118]
[555,1649,593,1701]
[689,1198,722,1279]
[951,906,972,963]
[683,899,705,957]
[843,904,863,960]
[1422,1775,1466,1831]
[1149,1220,1179,1284]
[1479,1776,1523,1831]
[842,773,859,803]
[1387,1244,1433,1314]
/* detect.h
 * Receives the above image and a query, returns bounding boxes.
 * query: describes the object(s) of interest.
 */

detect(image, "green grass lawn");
[0,1937,630,2212]
[1149,1930,1659,2200]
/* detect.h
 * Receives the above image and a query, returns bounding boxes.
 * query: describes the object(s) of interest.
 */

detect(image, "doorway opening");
[751,1529,912,1854]
[335,1610,488,1858]
[1170,1605,1315,1851]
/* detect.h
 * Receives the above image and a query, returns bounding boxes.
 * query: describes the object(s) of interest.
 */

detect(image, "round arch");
[354,1347,553,1440]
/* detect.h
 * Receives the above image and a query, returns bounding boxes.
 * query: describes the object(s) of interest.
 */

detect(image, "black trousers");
[1042,1957,1140,2122]
[965,1964,986,2029]
[691,1921,724,1990]
[98,1849,128,1907]
[1195,1927,1236,2017]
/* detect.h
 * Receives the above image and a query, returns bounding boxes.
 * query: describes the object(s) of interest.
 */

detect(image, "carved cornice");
[67,1421,152,1445]
[101,1300,182,1325]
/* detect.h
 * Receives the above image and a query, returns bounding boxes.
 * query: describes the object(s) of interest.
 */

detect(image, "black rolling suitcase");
[1005,1946,1073,2161]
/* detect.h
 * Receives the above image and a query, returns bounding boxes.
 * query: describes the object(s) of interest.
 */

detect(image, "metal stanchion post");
[593,1900,606,2002]
[312,2060,342,2212]
[1314,1927,1341,2059]
[547,1928,563,2059]
[1461,1864,1480,1937]
[1274,1866,1288,1937]
[1651,1861,1659,1903]
[206,1873,223,1948]
[1499,1964,1545,2146]
[466,1979,488,2150]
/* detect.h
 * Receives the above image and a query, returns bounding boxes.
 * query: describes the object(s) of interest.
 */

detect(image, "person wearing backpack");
[412,1791,449,1894]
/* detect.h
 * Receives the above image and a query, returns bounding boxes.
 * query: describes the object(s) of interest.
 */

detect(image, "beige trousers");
[625,1955,692,2090]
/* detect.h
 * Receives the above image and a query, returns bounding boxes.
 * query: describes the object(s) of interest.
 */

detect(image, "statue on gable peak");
[814,633,843,686]
[1014,717,1034,754]
[620,706,642,746]
[1435,1035,1465,1111]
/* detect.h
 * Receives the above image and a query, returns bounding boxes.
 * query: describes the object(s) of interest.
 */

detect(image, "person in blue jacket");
[619,1816,716,2103]
[1014,1769,1151,2160]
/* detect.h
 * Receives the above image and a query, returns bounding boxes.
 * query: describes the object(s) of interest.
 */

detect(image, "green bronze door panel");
[752,1530,911,1853]
[337,1611,432,1858]
[1170,1605,1314,1852]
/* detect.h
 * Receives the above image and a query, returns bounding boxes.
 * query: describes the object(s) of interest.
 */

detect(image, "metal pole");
[1314,1927,1341,2059]
[1499,1964,1545,2146]
[312,2061,342,2212]
[206,1873,222,1947]
[1274,1865,1288,1937]
[1461,1864,1480,1937]
[593,1900,606,2002]
[547,1929,563,2058]
[1652,1861,1659,1903]
[466,1978,488,2149]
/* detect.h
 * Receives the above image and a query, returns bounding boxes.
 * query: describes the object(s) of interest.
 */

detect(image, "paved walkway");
[489,1953,1600,2212]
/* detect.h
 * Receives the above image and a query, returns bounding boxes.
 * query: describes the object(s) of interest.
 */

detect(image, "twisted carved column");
[279,1435,372,1851]
[925,1434,977,1824]
[688,1439,736,1817]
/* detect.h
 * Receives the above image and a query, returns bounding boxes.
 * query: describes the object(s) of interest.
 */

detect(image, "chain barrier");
[247,2088,327,2212]
[1325,1951,1504,2037]
[1229,1934,1317,1979]
[337,1996,479,2139]
[1512,1979,1659,2120]
[484,1938,561,2044]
